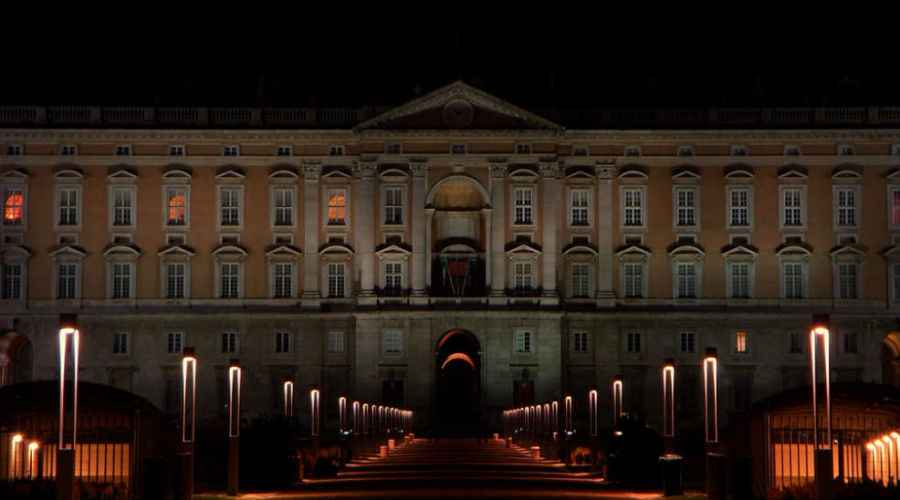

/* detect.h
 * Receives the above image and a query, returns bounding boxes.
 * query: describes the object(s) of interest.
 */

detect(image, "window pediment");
[721,244,759,261]
[265,244,302,260]
[212,244,248,259]
[667,242,705,257]
[375,242,412,257]
[882,245,900,261]
[615,244,651,259]
[671,166,701,181]
[564,166,594,179]
[724,165,754,181]
[49,244,86,259]
[563,242,599,256]
[54,168,84,181]
[508,166,539,179]
[319,242,355,255]
[269,167,299,181]
[505,241,543,255]
[103,243,142,257]
[158,244,195,258]
[617,166,648,181]
[216,168,246,180]
[778,166,808,180]
[162,168,192,182]
[321,167,352,180]
[775,242,813,256]
[0,245,32,259]
[379,167,409,180]
[0,169,29,180]
[829,244,867,259]
[107,168,138,182]
[886,169,900,181]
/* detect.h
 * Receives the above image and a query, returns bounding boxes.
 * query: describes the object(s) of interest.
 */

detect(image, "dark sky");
[3,2,898,109]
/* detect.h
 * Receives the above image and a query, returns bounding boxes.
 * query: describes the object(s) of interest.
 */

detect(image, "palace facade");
[1,82,899,433]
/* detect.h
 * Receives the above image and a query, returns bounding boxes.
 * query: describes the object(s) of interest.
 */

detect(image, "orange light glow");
[58,327,80,449]
[440,352,476,370]
[181,351,197,442]
[4,192,23,223]
[167,193,186,223]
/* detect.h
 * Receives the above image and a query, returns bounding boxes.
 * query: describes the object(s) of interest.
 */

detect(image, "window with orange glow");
[4,189,23,225]
[734,331,748,353]
[167,189,186,225]
[328,189,346,225]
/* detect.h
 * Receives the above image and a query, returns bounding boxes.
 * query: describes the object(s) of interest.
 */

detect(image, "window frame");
[679,331,696,354]
[570,262,591,298]
[672,185,700,231]
[113,331,129,355]
[514,330,532,353]
[325,186,350,228]
[572,331,589,353]
[779,184,807,232]
[567,187,592,228]
[512,185,535,226]
[216,184,244,231]
[383,330,403,353]
[733,331,749,354]
[1,174,28,230]
[327,331,345,353]
[166,331,183,354]
[832,185,860,231]
[887,184,899,232]
[625,332,642,354]
[221,331,238,354]
[1,252,28,301]
[381,184,407,228]
[326,262,346,298]
[725,185,754,231]
[275,331,291,354]
[161,170,192,231]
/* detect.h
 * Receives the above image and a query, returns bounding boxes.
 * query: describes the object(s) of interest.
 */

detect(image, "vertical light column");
[551,400,559,439]
[588,388,599,437]
[662,359,676,440]
[227,359,241,497]
[410,162,428,296]
[301,164,322,300]
[540,163,559,303]
[702,349,718,444]
[543,403,550,437]
[182,348,197,442]
[594,162,616,300]
[362,403,369,436]
[57,314,79,500]
[809,314,834,500]
[283,379,294,419]
[489,164,506,297]
[356,163,376,299]
[27,442,38,480]
[612,376,624,427]
[310,388,320,437]
[352,401,360,436]
[10,434,22,478]
[564,395,574,436]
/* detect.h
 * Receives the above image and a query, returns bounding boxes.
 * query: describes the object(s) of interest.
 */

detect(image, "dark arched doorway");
[436,329,481,435]
[0,331,33,387]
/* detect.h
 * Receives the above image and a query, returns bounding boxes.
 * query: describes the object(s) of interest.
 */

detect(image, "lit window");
[514,261,533,290]
[328,189,346,225]
[274,263,292,298]
[624,262,643,298]
[327,331,345,353]
[788,332,802,354]
[275,332,290,353]
[675,188,696,227]
[112,189,134,226]
[623,188,643,227]
[626,332,641,353]
[384,331,402,353]
[571,263,589,297]
[166,332,182,353]
[112,262,132,299]
[729,262,750,298]
[327,263,345,297]
[729,188,749,227]
[573,331,588,353]
[514,330,532,352]
[783,262,804,298]
[843,333,858,354]
[2,263,22,299]
[676,262,696,298]
[58,188,79,226]
[3,188,23,225]
[57,263,77,299]
[384,187,403,225]
[835,188,857,227]
[221,332,237,353]
[513,187,533,225]
[782,188,802,227]
[329,145,345,156]
[679,332,695,353]
[838,263,858,299]
[166,263,185,298]
[274,188,293,226]
[113,332,128,354]
[219,187,240,226]
[220,263,239,298]
[384,262,402,291]
[166,188,187,226]
[570,189,589,226]
[734,331,748,353]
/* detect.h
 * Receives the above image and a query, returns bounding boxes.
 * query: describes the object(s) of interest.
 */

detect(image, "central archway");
[436,329,481,435]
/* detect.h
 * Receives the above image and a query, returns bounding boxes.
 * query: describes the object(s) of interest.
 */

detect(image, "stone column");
[489,164,507,299]
[410,162,428,297]
[540,163,560,305]
[355,162,377,303]
[302,164,322,301]
[482,208,492,296]
[424,209,434,289]
[595,162,616,305]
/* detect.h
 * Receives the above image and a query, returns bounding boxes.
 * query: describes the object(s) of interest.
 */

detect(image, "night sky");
[2,2,898,109]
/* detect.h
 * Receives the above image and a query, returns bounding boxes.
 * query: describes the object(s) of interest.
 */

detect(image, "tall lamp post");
[659,358,683,496]
[57,314,79,500]
[564,395,573,465]
[310,387,320,457]
[703,348,725,500]
[283,378,294,419]
[181,347,197,499]
[612,376,623,427]
[810,314,833,500]
[588,387,598,471]
[227,359,241,497]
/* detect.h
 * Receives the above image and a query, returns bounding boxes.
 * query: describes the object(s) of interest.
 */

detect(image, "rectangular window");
[788,332,802,354]
[274,188,293,226]
[385,143,402,154]
[734,331,748,353]
[220,187,240,226]
[450,143,467,155]
[3,263,22,299]
[166,263,185,298]
[836,188,857,227]
[513,188,533,225]
[626,332,642,353]
[166,187,187,226]
[891,188,900,228]
[623,189,643,227]
[573,331,588,353]
[168,145,185,156]
[729,188,749,227]
[113,189,133,226]
[58,187,79,226]
[384,187,403,225]
[329,145,345,156]
[166,332,183,353]
[327,331,345,353]
[276,145,292,157]
[514,261,533,289]
[327,188,346,225]
[570,189,589,226]
[838,263,858,299]
[112,262,132,299]
[624,262,643,298]
[58,263,76,299]
[680,332,695,353]
[327,263,345,297]
[223,145,239,157]
[220,263,239,298]
[274,263,292,298]
[221,332,236,353]
[676,262,696,298]
[115,145,131,156]
[514,330,532,352]
[730,262,750,298]
[676,188,696,227]
[3,187,24,225]
[113,332,128,354]
[783,188,802,227]
[516,143,532,154]
[384,262,402,291]
[61,144,77,156]
[843,333,858,354]
[384,331,402,353]
[784,263,804,298]
[275,332,290,353]
[571,263,589,297]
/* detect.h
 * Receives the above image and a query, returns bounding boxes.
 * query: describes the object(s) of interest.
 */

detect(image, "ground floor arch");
[435,329,482,435]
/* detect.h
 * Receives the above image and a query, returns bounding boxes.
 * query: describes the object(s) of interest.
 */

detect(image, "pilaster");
[410,162,428,299]
[301,164,321,304]
[355,162,377,304]
[489,163,507,302]
[595,161,617,306]
[540,162,560,306]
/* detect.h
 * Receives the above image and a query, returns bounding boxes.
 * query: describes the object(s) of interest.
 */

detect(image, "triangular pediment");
[355,81,561,131]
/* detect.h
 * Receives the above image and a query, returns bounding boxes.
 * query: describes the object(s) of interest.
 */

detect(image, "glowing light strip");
[662,364,675,438]
[181,354,197,442]
[283,380,294,418]
[10,434,22,478]
[703,354,718,443]
[228,363,241,437]
[310,389,320,437]
[809,326,831,449]
[27,441,38,479]
[588,389,598,437]
[58,327,79,449]
[612,378,623,426]
[362,403,369,434]
[551,401,559,434]
[543,403,550,434]
[338,396,347,433]
[352,401,360,435]
[440,352,476,370]
[564,395,573,434]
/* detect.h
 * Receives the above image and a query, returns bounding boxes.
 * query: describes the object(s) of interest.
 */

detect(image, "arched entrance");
[436,329,481,435]
[883,332,900,388]
[0,331,32,387]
